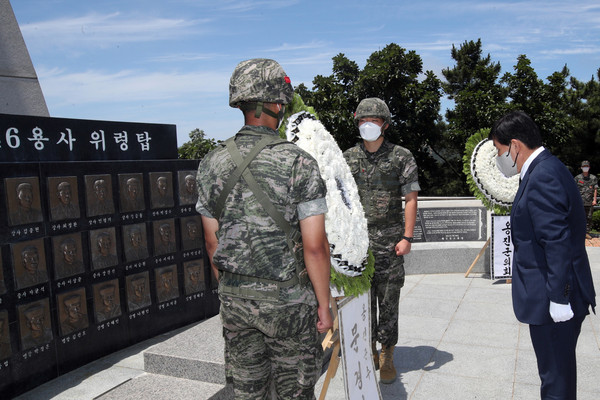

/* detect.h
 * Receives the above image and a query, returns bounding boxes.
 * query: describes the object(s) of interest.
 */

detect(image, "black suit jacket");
[510,149,596,325]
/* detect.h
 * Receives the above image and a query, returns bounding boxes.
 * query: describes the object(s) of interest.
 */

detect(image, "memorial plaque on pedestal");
[413,207,486,242]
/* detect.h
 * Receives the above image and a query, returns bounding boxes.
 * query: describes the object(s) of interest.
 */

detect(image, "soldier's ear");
[383,122,389,131]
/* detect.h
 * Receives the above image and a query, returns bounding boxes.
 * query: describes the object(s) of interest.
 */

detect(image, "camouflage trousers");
[369,225,406,348]
[220,295,322,400]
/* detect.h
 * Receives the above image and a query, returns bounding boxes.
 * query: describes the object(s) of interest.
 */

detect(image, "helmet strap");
[242,102,280,121]
[254,102,263,118]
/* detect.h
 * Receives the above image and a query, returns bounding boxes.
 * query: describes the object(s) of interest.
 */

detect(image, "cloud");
[20,13,208,48]
[264,40,330,53]
[217,0,299,12]
[37,67,229,106]
[540,46,600,56]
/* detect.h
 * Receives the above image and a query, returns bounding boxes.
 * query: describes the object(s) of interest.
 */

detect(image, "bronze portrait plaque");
[0,251,6,295]
[126,271,151,312]
[118,173,145,212]
[152,219,177,256]
[18,298,53,351]
[180,215,203,251]
[155,265,179,303]
[5,177,44,226]
[89,227,119,270]
[11,238,48,290]
[0,310,11,360]
[48,176,80,221]
[183,259,205,295]
[52,233,85,280]
[177,170,198,206]
[84,174,115,217]
[93,279,121,323]
[122,223,149,263]
[149,172,174,209]
[57,287,89,336]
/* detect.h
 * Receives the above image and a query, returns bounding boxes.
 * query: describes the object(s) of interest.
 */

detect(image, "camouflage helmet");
[354,97,391,125]
[229,58,293,107]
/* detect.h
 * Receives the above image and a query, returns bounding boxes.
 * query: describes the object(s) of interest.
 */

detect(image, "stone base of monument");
[96,314,336,399]
[405,241,490,276]
[96,316,234,399]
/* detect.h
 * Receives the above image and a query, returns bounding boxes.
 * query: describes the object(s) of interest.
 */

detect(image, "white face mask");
[496,143,519,178]
[582,167,590,173]
[359,122,382,142]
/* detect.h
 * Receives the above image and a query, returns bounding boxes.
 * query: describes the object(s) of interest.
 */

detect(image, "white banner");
[338,292,381,400]
[491,215,513,279]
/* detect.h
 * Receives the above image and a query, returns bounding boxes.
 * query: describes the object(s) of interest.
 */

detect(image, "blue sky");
[11,0,600,145]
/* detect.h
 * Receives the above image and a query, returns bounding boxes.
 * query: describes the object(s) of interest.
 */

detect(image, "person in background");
[574,160,598,236]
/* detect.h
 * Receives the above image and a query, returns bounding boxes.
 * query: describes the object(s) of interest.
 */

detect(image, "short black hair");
[489,111,542,149]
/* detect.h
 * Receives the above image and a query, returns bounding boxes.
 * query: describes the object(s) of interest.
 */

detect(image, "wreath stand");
[464,237,512,283]
[464,238,490,277]
[318,295,342,400]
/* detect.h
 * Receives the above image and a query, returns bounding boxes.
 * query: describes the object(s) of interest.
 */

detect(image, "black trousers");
[529,315,585,399]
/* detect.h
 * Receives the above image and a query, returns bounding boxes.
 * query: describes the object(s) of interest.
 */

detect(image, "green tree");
[178,129,219,160]
[441,39,507,195]
[501,56,576,157]
[442,39,507,151]
[562,69,600,171]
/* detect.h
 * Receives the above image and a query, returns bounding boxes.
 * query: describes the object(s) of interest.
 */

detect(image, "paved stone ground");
[585,235,600,247]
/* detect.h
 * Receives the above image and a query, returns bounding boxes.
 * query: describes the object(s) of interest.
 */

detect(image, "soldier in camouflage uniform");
[574,160,598,234]
[343,98,420,384]
[196,58,332,399]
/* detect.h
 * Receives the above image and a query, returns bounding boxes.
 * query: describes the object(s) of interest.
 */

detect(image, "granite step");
[143,315,227,385]
[95,373,233,400]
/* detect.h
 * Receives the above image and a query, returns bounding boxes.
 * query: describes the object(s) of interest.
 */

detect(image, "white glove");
[549,301,574,323]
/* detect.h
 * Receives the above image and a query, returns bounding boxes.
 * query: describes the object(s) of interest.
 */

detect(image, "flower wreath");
[281,97,374,296]
[463,129,519,215]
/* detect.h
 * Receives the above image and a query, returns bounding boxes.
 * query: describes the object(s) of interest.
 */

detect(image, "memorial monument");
[0,1,215,397]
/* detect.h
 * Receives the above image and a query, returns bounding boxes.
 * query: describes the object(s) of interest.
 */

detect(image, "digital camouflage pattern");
[354,97,391,125]
[229,58,294,107]
[369,223,405,347]
[196,124,327,399]
[574,173,598,206]
[196,125,327,303]
[220,297,321,399]
[344,138,420,347]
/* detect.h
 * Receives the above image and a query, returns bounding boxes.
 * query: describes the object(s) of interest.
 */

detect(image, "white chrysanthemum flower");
[286,112,369,276]
[470,139,519,207]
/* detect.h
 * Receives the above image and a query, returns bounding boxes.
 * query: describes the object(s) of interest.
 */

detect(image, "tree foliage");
[180,41,600,195]
[178,129,219,160]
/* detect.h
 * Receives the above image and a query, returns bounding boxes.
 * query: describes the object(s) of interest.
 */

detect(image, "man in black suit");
[489,111,596,399]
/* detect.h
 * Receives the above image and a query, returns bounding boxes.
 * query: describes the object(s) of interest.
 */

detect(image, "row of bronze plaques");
[4,170,198,226]
[0,258,210,359]
[2,217,202,290]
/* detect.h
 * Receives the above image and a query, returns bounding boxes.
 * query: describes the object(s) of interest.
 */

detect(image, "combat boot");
[379,345,397,384]
[371,342,379,370]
